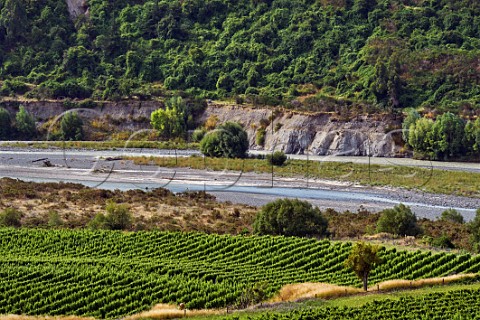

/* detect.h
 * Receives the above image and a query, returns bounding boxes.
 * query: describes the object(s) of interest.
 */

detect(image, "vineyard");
[1,228,480,318]
[237,289,480,320]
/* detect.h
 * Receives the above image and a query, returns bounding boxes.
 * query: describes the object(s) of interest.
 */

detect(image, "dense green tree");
[0,0,27,46]
[0,107,12,139]
[430,112,465,159]
[1,0,480,118]
[376,204,421,236]
[344,242,383,291]
[408,117,434,158]
[60,112,84,141]
[402,109,420,144]
[150,96,187,139]
[469,209,480,252]
[200,122,249,158]
[465,118,480,154]
[253,198,328,237]
[14,105,36,139]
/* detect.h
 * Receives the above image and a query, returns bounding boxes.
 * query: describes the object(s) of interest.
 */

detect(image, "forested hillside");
[0,0,479,113]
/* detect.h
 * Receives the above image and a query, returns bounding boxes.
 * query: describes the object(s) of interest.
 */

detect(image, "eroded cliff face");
[65,0,89,19]
[202,103,403,157]
[2,100,402,157]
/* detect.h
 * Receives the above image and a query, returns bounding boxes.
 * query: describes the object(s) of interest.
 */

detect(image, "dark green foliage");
[469,209,480,251]
[200,122,249,158]
[0,79,29,96]
[14,105,36,139]
[60,112,84,141]
[253,198,328,237]
[256,127,266,146]
[440,208,464,224]
[266,150,287,166]
[236,282,268,309]
[0,107,12,139]
[0,0,480,111]
[376,204,421,236]
[465,118,480,154]
[425,234,455,249]
[0,208,23,227]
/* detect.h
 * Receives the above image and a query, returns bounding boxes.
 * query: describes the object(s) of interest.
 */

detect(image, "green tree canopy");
[253,198,328,237]
[150,96,187,139]
[60,112,84,141]
[0,107,12,139]
[200,121,249,158]
[14,105,36,139]
[440,208,464,224]
[344,241,383,291]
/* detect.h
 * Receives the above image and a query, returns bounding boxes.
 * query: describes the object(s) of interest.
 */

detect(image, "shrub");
[0,79,29,96]
[376,204,421,236]
[200,122,249,158]
[60,112,84,141]
[0,208,24,228]
[256,127,266,146]
[204,115,219,131]
[253,198,328,237]
[88,213,107,230]
[266,151,287,166]
[104,202,132,230]
[428,235,455,249]
[440,208,464,224]
[15,105,36,139]
[47,210,63,228]
[469,208,480,250]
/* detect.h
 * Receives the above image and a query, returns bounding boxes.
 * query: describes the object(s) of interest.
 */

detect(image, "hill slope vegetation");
[0,0,479,113]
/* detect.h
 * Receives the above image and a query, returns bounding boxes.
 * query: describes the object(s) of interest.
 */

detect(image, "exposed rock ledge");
[202,103,403,157]
[65,0,88,19]
[1,100,403,157]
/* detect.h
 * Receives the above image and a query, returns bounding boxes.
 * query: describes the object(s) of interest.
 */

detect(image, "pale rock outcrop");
[203,103,401,157]
[65,0,88,19]
[1,100,402,157]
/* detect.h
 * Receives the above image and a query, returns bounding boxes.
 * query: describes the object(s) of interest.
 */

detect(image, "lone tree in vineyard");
[345,242,383,291]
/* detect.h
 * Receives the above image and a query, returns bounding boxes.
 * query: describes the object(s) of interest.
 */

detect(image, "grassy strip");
[187,281,480,320]
[127,155,480,198]
[1,140,199,150]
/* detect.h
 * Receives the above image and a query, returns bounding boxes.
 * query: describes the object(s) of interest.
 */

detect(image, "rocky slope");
[1,100,402,157]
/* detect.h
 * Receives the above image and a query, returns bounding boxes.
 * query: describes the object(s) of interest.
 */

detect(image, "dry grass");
[270,274,478,303]
[0,178,257,234]
[125,303,223,320]
[376,274,478,291]
[0,316,94,320]
[270,283,363,302]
